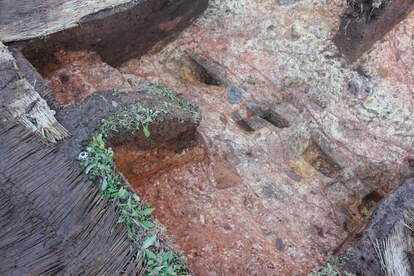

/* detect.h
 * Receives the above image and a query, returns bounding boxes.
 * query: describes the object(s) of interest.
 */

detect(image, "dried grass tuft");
[373,209,414,276]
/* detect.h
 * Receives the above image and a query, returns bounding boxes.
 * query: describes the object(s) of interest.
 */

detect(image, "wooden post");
[334,0,414,63]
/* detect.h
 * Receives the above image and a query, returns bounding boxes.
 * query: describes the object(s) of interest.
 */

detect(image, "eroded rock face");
[12,0,414,275]
[117,1,414,274]
[43,51,131,106]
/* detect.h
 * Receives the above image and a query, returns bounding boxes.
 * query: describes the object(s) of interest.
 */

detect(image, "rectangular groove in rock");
[260,109,291,129]
[303,140,341,178]
[188,55,227,86]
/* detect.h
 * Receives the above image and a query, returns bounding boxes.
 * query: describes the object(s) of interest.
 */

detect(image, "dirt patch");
[42,51,131,106]
[124,161,300,275]
[212,158,243,189]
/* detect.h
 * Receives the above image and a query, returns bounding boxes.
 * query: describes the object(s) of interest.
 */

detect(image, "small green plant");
[81,104,189,275]
[81,133,155,240]
[141,234,188,276]
[98,104,160,138]
[112,90,121,97]
[149,84,198,114]
[308,254,355,276]
[308,263,339,276]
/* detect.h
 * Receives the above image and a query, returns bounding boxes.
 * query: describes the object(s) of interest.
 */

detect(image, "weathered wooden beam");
[0,0,132,42]
[21,0,208,69]
[334,0,414,62]
[0,42,70,142]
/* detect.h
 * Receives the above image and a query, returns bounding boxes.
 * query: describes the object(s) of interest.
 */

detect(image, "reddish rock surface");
[116,1,414,274]
[28,0,414,274]
[42,51,131,106]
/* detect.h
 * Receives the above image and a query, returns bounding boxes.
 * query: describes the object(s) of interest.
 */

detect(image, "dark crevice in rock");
[231,111,255,132]
[237,102,293,131]
[303,139,341,178]
[260,109,291,129]
[188,55,227,86]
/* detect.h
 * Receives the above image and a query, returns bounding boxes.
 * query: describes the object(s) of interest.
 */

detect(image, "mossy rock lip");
[56,87,201,159]
[78,87,200,275]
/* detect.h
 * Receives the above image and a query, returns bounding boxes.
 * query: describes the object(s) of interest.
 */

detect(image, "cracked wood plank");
[0,0,132,42]
[0,41,70,142]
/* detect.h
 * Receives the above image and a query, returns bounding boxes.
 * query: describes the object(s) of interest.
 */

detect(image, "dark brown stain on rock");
[342,190,384,232]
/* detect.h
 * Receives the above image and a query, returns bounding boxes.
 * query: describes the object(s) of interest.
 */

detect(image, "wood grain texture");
[0,42,70,142]
[23,0,209,68]
[334,0,414,62]
[0,0,132,42]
